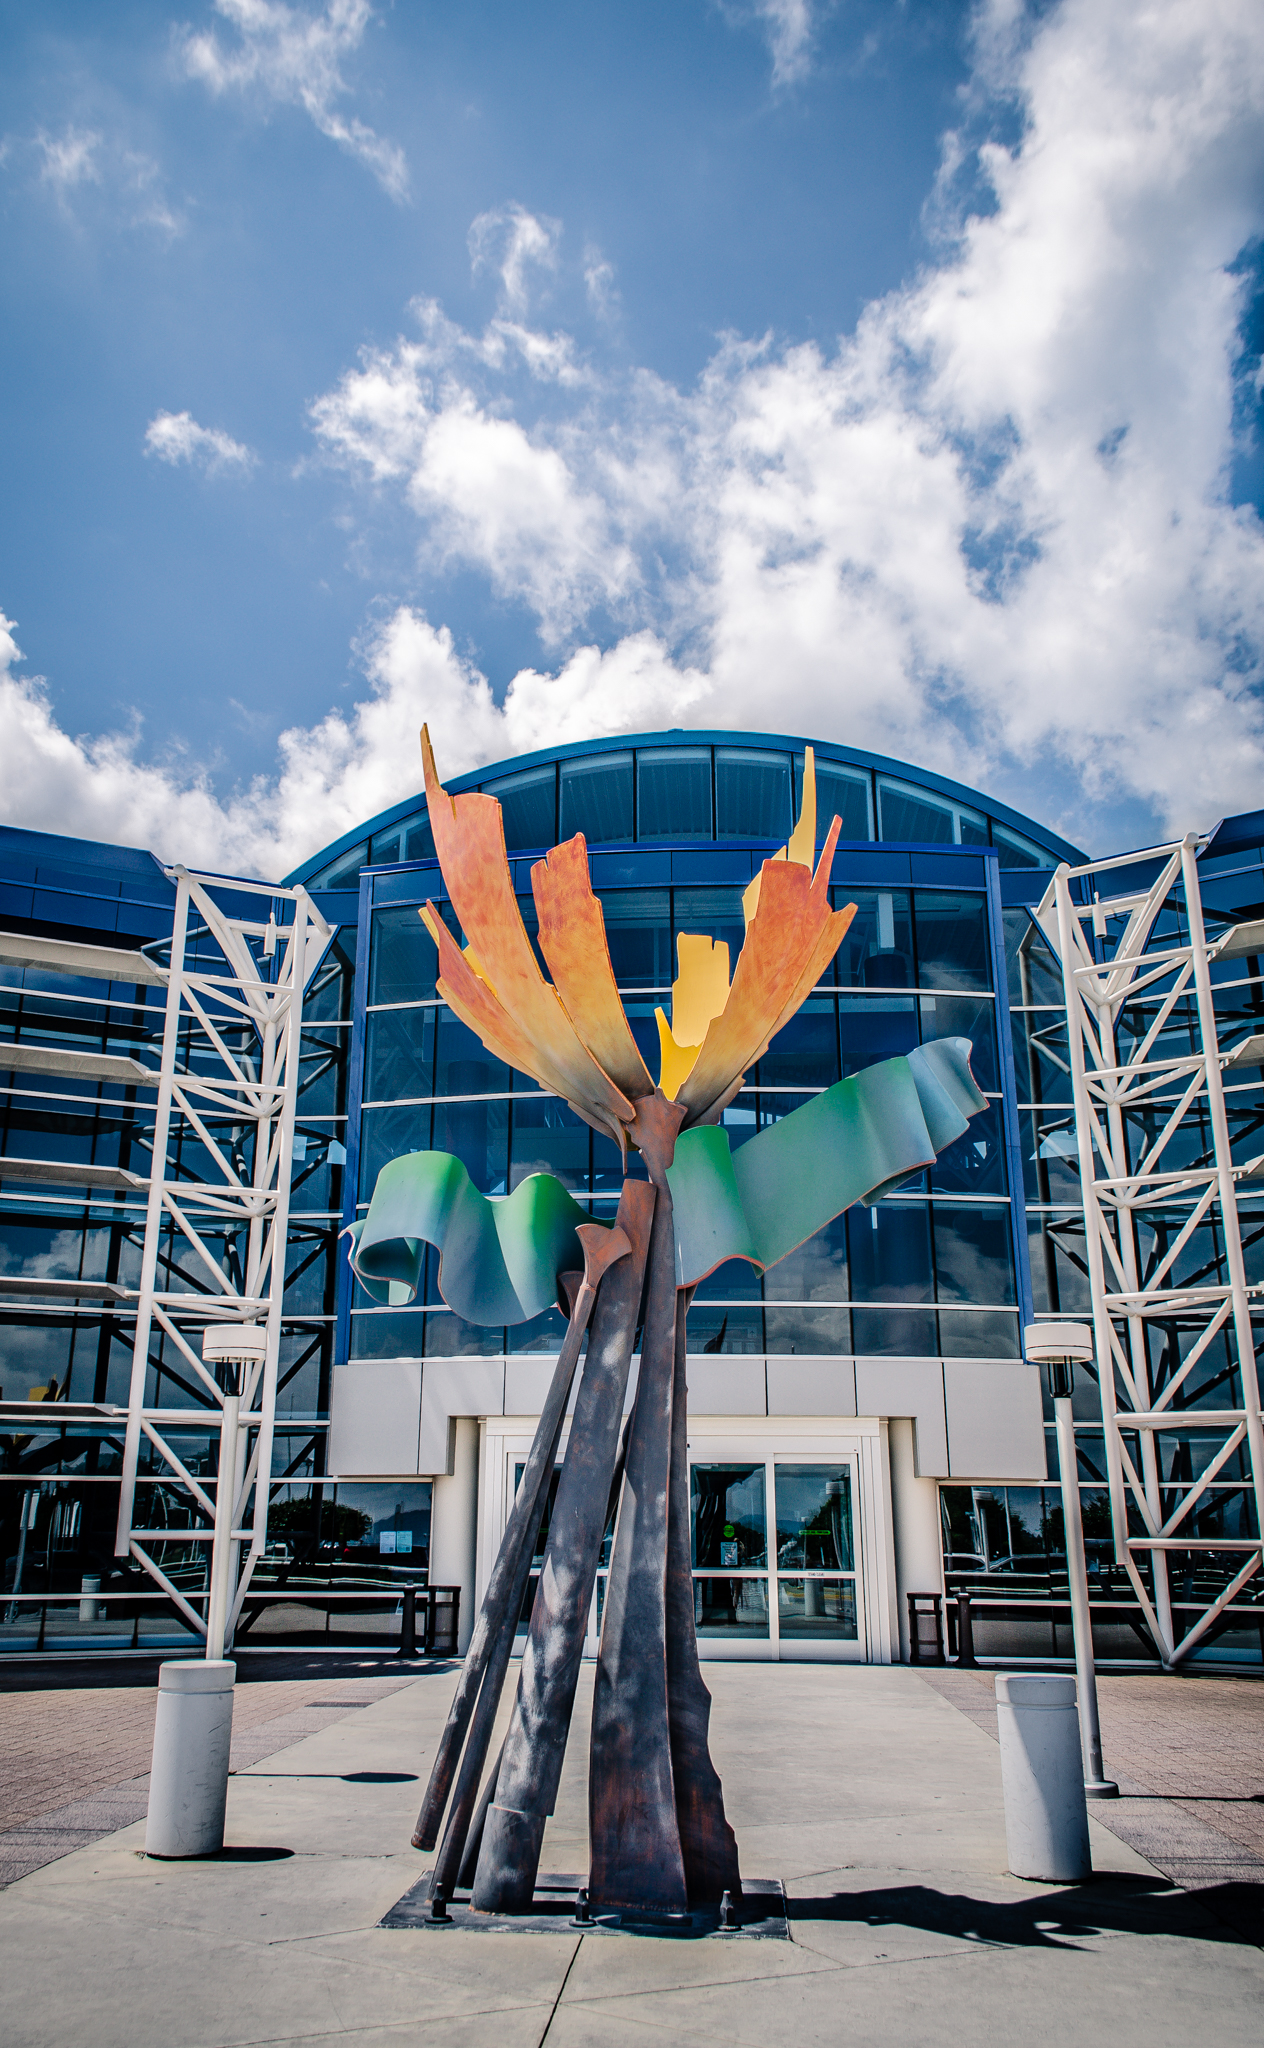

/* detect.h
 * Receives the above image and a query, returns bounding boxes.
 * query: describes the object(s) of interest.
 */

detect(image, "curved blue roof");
[285,727,1085,888]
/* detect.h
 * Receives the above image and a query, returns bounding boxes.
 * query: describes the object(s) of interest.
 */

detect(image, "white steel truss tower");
[1037,837,1264,1667]
[114,868,332,1656]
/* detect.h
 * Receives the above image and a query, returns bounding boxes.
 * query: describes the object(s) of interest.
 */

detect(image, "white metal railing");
[113,868,333,1655]
[1036,837,1264,1666]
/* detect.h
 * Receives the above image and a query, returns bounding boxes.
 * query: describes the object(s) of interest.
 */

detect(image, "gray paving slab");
[0,1658,1260,2048]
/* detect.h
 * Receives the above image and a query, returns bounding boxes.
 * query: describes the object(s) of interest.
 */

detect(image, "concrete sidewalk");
[1,1662,1261,2047]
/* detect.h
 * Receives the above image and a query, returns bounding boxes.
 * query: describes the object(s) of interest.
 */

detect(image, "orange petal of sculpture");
[418,727,855,1146]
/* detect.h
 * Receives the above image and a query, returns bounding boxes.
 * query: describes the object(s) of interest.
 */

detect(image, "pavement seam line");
[535,1933,583,2046]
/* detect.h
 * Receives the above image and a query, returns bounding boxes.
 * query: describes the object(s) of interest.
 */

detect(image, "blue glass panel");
[718,1096,760,1149]
[877,780,953,844]
[509,1096,590,1191]
[507,1306,569,1352]
[637,748,712,839]
[849,1202,933,1302]
[684,1303,764,1353]
[370,826,403,865]
[404,812,435,861]
[715,748,791,840]
[932,1203,1015,1306]
[928,1099,1007,1196]
[992,821,1054,870]
[432,1095,509,1195]
[757,998,839,1089]
[482,765,556,851]
[560,753,633,844]
[831,889,913,989]
[365,1008,434,1104]
[763,1305,851,1354]
[1003,908,1063,1005]
[920,993,998,1093]
[671,887,745,972]
[1020,1111,1082,1204]
[357,1103,432,1202]
[423,1311,505,1356]
[775,1464,853,1570]
[369,905,439,1005]
[914,892,992,991]
[349,1309,425,1359]
[1011,1010,1073,1104]
[810,761,873,841]
[838,993,918,1073]
[763,1215,848,1301]
[938,1309,1021,1357]
[878,778,987,848]
[311,842,368,891]
[433,1011,510,1098]
[596,889,671,988]
[691,1463,767,1567]
[692,1257,762,1302]
[1027,1214,1091,1318]
[850,1305,937,1356]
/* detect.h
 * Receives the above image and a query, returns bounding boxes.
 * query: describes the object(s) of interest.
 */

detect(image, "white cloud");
[144,410,256,473]
[36,126,102,196]
[721,1,822,88]
[0,606,702,878]
[179,0,408,201]
[10,126,183,235]
[309,0,1264,845]
[468,203,561,317]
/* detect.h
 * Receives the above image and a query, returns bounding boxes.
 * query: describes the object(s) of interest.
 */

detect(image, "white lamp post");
[202,1324,268,1660]
[1023,1322,1118,1798]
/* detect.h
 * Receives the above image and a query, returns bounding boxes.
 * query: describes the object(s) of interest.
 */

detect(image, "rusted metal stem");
[413,1220,627,1858]
[470,1178,655,1913]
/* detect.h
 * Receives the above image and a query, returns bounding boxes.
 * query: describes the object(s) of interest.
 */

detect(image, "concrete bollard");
[79,1574,103,1623]
[145,1660,236,1858]
[995,1673,1091,1882]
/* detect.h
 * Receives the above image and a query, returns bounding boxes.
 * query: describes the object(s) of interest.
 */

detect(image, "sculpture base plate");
[382,1872,788,1940]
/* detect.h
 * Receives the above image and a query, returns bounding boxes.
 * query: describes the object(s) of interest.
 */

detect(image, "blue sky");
[1,1,1262,876]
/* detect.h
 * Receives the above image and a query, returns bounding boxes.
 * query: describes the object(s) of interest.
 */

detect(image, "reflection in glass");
[931,1204,1016,1306]
[831,889,914,990]
[914,893,992,992]
[369,905,440,1005]
[715,748,792,840]
[928,1100,1006,1196]
[775,1464,853,1570]
[757,999,840,1089]
[809,760,873,841]
[365,1008,434,1104]
[597,890,671,987]
[763,1216,848,1302]
[637,748,711,839]
[839,994,918,1073]
[560,753,633,844]
[694,1575,770,1638]
[509,1095,590,1190]
[691,1463,767,1567]
[920,993,998,1093]
[684,1303,765,1353]
[777,1578,857,1639]
[762,1305,851,1354]
[483,766,556,851]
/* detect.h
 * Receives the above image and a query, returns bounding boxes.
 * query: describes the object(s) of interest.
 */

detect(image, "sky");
[1,0,1262,878]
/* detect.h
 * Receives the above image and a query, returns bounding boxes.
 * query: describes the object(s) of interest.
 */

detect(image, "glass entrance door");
[689,1453,864,1659]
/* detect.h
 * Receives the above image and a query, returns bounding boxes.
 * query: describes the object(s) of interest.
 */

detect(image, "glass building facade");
[3,732,1259,1662]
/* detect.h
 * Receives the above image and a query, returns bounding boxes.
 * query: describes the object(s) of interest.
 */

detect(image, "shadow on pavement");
[787,1877,1264,1951]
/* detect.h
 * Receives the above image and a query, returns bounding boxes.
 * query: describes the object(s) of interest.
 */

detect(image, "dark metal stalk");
[470,1177,655,1913]
[413,1220,627,1856]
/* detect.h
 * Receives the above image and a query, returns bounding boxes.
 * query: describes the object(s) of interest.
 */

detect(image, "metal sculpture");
[349,730,988,1918]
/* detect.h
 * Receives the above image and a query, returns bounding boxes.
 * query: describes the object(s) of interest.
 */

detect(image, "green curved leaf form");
[349,1037,986,1324]
[348,1152,600,1324]
[667,1035,987,1285]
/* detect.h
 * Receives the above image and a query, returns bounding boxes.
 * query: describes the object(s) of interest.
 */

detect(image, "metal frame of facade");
[114,867,332,1649]
[1037,838,1264,1666]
